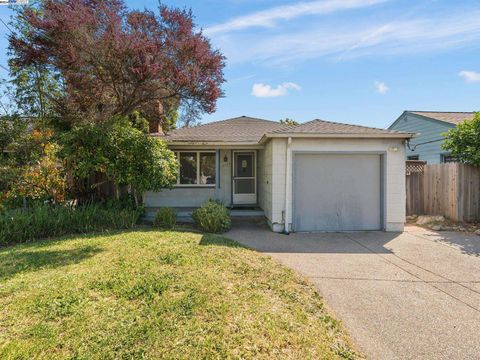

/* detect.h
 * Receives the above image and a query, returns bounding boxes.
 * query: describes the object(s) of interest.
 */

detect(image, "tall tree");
[2,1,61,122]
[9,0,225,130]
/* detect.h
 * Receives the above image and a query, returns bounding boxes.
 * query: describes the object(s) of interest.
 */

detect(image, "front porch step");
[143,207,264,224]
[230,209,265,217]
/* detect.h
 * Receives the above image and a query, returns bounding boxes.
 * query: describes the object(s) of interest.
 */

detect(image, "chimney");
[149,119,164,134]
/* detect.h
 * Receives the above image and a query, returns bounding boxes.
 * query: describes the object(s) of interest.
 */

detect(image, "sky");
[0,0,480,128]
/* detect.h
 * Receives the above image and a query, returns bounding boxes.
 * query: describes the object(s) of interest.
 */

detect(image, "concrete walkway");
[227,221,480,360]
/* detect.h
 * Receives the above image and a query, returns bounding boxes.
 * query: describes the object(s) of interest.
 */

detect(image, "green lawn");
[0,229,361,359]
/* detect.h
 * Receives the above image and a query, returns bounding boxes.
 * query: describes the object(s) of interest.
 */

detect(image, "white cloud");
[205,0,388,35]
[374,81,388,94]
[459,70,480,83]
[215,9,480,66]
[251,82,301,98]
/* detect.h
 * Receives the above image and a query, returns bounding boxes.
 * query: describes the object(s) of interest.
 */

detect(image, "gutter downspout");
[284,137,292,234]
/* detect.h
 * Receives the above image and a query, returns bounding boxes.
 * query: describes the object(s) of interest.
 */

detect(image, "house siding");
[268,138,406,232]
[143,149,233,208]
[143,147,272,209]
[389,113,455,164]
[258,141,272,221]
[144,187,216,207]
[270,139,287,232]
[218,149,232,206]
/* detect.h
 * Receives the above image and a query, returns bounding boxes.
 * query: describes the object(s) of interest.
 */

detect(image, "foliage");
[153,207,176,229]
[0,202,143,246]
[58,117,178,198]
[0,231,359,359]
[10,0,225,130]
[5,2,62,121]
[0,115,28,153]
[1,127,66,206]
[442,113,480,166]
[9,140,66,202]
[280,118,299,126]
[192,200,231,233]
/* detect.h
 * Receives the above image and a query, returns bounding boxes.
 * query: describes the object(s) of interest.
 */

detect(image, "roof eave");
[262,132,415,141]
[163,140,262,146]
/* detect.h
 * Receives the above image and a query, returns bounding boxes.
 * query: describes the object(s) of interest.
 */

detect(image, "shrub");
[0,202,143,246]
[153,207,176,229]
[192,200,231,233]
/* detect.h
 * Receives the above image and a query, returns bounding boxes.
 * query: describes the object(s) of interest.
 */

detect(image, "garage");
[293,153,383,232]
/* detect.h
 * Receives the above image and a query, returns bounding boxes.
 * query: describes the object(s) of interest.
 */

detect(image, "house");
[144,116,414,233]
[389,111,475,163]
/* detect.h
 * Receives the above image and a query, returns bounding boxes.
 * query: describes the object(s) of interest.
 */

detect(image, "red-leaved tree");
[10,0,225,129]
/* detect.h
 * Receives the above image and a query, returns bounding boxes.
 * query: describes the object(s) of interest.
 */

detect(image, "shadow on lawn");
[0,245,103,281]
[199,234,249,249]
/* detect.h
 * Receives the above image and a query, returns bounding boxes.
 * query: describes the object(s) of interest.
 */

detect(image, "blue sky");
[1,0,480,128]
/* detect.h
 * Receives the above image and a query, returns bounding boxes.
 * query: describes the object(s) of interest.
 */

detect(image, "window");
[176,151,216,186]
[179,152,197,184]
[200,153,216,185]
[407,155,419,160]
[441,154,458,163]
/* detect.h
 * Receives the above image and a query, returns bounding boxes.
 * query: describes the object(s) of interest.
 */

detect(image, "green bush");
[0,203,143,246]
[153,207,176,229]
[192,200,231,233]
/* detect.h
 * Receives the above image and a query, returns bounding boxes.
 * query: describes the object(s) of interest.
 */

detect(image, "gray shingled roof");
[409,111,475,125]
[159,116,413,144]
[160,116,292,143]
[269,119,411,136]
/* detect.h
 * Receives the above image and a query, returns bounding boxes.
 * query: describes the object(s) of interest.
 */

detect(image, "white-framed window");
[175,151,216,186]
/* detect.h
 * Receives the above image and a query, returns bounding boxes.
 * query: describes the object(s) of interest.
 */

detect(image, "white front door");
[233,151,256,205]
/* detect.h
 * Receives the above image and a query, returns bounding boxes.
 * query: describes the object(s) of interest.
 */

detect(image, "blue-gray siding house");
[389,111,475,164]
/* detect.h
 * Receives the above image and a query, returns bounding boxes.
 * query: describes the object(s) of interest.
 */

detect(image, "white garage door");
[293,153,382,232]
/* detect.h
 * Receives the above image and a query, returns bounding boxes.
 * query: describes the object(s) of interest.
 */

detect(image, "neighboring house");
[389,111,475,163]
[144,116,413,233]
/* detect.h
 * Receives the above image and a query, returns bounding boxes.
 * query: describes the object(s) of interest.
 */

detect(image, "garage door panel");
[293,154,382,232]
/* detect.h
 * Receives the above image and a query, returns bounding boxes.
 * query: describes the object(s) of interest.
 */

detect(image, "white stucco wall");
[258,141,273,223]
[270,139,287,232]
[267,137,406,233]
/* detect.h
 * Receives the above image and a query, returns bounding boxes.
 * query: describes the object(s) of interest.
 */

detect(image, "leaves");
[1,129,66,204]
[442,112,480,166]
[59,117,178,195]
[280,118,299,126]
[9,0,225,129]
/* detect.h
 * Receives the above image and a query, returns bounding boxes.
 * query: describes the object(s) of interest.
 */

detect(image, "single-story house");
[389,111,475,163]
[144,116,414,233]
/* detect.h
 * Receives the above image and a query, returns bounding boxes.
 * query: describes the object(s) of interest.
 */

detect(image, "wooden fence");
[406,161,480,222]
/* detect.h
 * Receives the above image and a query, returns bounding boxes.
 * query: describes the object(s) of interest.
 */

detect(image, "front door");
[233,152,256,205]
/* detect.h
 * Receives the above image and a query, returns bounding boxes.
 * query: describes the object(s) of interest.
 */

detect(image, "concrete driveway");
[227,221,480,360]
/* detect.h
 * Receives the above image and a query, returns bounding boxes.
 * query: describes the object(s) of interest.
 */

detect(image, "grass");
[0,229,362,359]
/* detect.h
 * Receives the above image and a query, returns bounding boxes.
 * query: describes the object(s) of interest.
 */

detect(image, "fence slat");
[406,162,480,222]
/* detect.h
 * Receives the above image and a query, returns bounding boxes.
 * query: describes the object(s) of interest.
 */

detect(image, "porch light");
[224,154,228,162]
